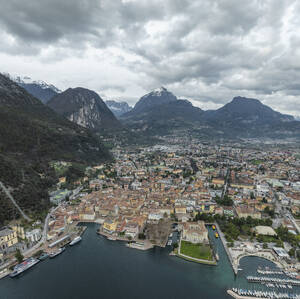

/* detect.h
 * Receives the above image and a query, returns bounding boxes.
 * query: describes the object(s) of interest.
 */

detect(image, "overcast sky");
[1,0,300,115]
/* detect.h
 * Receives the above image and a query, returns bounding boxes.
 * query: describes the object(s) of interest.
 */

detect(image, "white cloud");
[0,0,299,115]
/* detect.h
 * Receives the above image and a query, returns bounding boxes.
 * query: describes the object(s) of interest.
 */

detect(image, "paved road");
[24,204,60,257]
[0,181,31,222]
[221,167,230,200]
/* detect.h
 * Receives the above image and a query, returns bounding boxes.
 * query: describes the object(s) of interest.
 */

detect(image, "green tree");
[138,233,146,240]
[289,248,295,258]
[15,249,24,263]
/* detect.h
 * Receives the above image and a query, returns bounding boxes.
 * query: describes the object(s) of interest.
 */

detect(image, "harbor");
[0,223,298,299]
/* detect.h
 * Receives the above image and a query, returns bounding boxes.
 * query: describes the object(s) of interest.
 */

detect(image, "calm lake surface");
[0,223,293,299]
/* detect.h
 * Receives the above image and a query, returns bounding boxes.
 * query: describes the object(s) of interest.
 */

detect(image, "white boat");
[50,247,65,258]
[70,236,82,246]
[10,258,40,278]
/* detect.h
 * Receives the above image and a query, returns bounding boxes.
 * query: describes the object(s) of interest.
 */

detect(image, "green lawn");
[180,241,213,261]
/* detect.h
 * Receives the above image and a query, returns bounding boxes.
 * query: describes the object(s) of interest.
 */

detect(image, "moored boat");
[38,252,49,261]
[10,257,40,278]
[70,236,82,246]
[49,247,65,258]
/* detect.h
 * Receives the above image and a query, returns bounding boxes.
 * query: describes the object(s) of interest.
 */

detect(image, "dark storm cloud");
[0,0,299,114]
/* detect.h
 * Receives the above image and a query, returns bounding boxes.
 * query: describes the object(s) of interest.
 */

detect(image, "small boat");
[70,236,82,246]
[215,232,219,238]
[49,247,65,258]
[38,252,49,261]
[212,225,216,230]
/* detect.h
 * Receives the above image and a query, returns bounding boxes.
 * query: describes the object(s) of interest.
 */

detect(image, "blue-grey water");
[0,223,297,299]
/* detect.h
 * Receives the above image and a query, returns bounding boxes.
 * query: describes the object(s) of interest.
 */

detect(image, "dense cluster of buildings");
[1,139,299,271]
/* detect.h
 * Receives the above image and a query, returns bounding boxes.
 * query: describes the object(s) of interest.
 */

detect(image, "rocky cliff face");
[47,87,120,131]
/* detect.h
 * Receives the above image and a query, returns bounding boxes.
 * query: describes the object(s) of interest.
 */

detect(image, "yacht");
[70,236,82,246]
[49,247,65,258]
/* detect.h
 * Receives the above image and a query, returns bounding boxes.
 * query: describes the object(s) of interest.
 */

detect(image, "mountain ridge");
[121,89,299,139]
[3,73,61,104]
[0,74,111,225]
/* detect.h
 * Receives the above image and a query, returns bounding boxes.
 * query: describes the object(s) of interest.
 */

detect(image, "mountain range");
[0,74,111,225]
[121,87,299,139]
[2,73,299,140]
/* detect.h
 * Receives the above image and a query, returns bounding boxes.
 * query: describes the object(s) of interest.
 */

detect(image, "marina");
[0,224,298,299]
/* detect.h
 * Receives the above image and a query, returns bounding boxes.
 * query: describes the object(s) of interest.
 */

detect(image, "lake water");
[0,223,296,299]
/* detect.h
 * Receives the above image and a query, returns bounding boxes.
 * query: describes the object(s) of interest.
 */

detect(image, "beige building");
[254,226,277,236]
[12,225,25,240]
[175,206,187,215]
[235,206,261,219]
[212,178,225,187]
[182,221,208,244]
[0,228,18,253]
[103,220,118,234]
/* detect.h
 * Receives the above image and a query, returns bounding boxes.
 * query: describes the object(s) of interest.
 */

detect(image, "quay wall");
[214,222,237,274]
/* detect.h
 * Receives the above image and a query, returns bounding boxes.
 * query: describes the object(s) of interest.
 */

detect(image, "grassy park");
[180,240,213,261]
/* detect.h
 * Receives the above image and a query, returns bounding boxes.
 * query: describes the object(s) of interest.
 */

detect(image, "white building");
[26,229,42,243]
[148,213,163,221]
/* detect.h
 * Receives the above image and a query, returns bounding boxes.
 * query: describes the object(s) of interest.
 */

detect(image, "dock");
[227,290,264,299]
[126,241,153,251]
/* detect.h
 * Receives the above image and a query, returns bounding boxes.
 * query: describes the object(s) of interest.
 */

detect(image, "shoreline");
[97,228,154,251]
[175,252,217,265]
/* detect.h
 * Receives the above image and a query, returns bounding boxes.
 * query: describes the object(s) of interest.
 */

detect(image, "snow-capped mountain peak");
[1,73,62,103]
[14,76,61,93]
[152,86,167,96]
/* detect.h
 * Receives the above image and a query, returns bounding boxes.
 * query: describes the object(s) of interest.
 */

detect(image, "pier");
[247,276,300,286]
[227,288,300,299]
